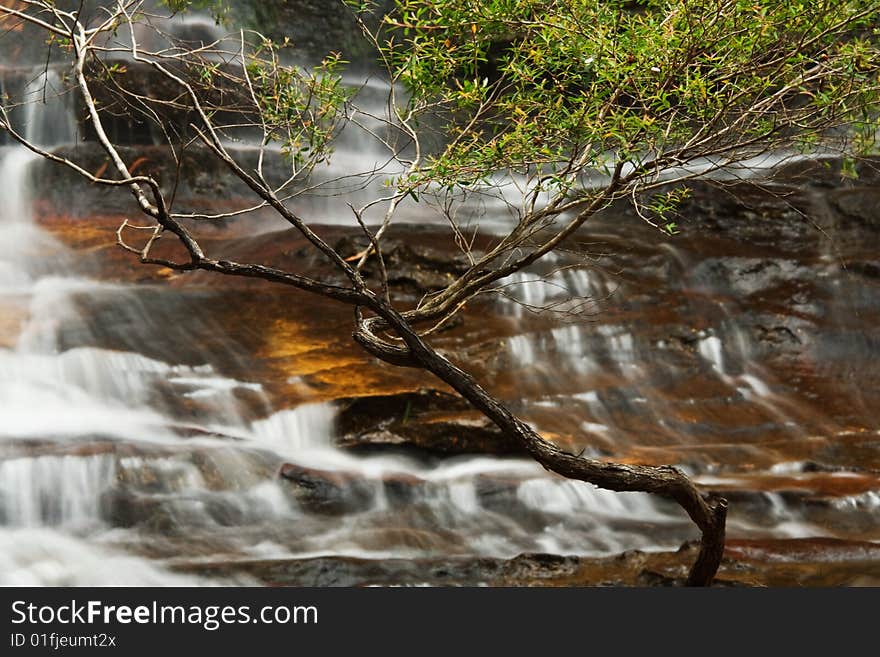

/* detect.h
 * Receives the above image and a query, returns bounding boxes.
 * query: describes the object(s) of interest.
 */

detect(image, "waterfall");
[0,149,40,291]
[0,454,116,527]
[0,529,219,585]
[22,69,78,147]
[0,147,35,226]
[3,5,868,588]
[0,121,795,584]
[250,402,337,455]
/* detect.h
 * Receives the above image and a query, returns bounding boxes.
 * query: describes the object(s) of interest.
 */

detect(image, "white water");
[0,455,115,527]
[0,94,694,583]
[495,253,870,549]
[502,268,610,318]
[0,529,221,585]
[21,69,78,147]
[3,15,862,586]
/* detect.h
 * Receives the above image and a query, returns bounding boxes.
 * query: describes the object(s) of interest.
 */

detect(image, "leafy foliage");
[245,39,353,170]
[169,1,880,207]
[365,0,880,196]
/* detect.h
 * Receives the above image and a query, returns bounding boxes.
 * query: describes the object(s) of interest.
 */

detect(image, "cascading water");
[2,5,877,587]
[0,65,694,584]
[22,69,78,148]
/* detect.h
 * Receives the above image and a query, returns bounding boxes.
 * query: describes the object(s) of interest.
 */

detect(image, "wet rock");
[381,242,472,295]
[724,537,880,564]
[332,233,474,296]
[170,540,880,587]
[279,463,375,515]
[335,389,525,456]
[26,148,880,576]
[754,324,801,347]
[0,438,122,461]
[846,260,880,280]
[277,461,439,513]
[82,60,255,147]
[380,472,427,507]
[689,257,816,298]
[33,144,289,218]
[188,449,279,492]
[101,489,178,533]
[831,189,880,229]
[229,1,395,66]
[111,492,232,534]
[474,474,527,512]
[774,156,880,189]
[172,552,596,587]
[0,298,27,348]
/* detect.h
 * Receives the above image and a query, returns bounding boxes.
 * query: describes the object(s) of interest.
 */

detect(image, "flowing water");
[0,114,694,584]
[0,5,878,586]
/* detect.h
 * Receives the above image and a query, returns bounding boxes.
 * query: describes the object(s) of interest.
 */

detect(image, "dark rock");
[332,235,473,296]
[774,156,880,189]
[157,536,880,586]
[724,537,880,563]
[228,1,395,67]
[380,472,426,507]
[335,389,526,456]
[689,257,814,297]
[831,189,880,228]
[100,489,177,533]
[279,463,375,515]
[755,324,801,346]
[279,461,482,512]
[172,551,591,587]
[33,144,291,218]
[846,260,880,280]
[81,60,256,146]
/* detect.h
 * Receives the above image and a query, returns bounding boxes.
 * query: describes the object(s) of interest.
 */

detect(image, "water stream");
[1,6,877,586]
[0,116,693,583]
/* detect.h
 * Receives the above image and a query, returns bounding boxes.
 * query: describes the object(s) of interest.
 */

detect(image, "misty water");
[1,5,878,586]
[0,72,685,585]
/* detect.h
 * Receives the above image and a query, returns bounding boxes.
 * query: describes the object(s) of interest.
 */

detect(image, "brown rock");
[335,389,526,456]
[279,463,375,515]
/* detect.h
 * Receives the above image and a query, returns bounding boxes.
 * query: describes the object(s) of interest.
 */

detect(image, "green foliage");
[162,0,223,14]
[344,0,382,14]
[646,187,691,234]
[246,39,354,169]
[161,0,230,23]
[165,1,880,231]
[371,0,880,197]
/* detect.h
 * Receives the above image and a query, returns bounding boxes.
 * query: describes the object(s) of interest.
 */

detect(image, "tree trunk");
[358,303,728,586]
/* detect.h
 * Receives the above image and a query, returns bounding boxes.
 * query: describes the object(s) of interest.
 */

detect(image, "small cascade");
[165,13,228,47]
[250,402,337,455]
[0,149,38,291]
[0,529,218,585]
[114,10,232,61]
[507,333,538,367]
[0,149,66,288]
[550,325,592,373]
[697,334,725,374]
[503,272,558,316]
[0,147,34,227]
[21,69,78,147]
[696,325,799,415]
[517,478,665,521]
[506,321,639,380]
[0,454,116,527]
[501,267,609,318]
